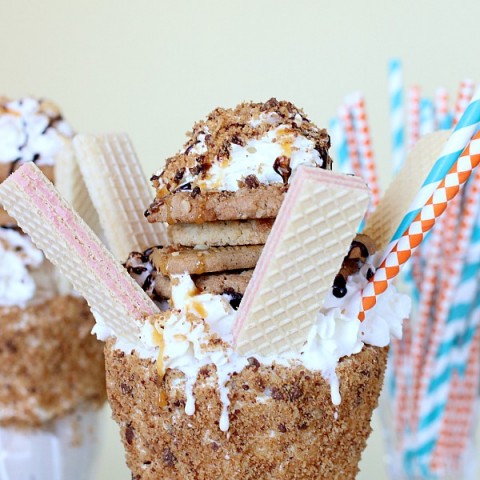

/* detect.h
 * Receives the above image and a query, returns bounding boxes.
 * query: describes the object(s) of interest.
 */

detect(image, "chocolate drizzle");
[2,97,73,173]
[332,274,347,298]
[223,287,243,310]
[331,234,377,297]
[273,156,292,184]
[0,224,22,233]
[124,248,166,303]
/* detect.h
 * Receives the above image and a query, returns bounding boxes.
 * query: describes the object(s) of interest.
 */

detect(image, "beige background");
[2,0,480,478]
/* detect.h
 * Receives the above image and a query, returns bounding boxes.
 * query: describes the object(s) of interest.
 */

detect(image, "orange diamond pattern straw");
[430,329,480,473]
[407,85,421,152]
[349,92,381,209]
[453,79,475,127]
[359,130,480,321]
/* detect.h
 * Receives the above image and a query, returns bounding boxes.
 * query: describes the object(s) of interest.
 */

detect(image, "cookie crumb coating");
[106,341,387,480]
[0,295,106,428]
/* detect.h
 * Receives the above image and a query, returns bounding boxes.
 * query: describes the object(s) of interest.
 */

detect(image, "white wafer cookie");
[0,163,159,346]
[73,134,168,261]
[233,166,370,356]
[363,130,450,252]
[55,142,102,237]
[54,141,102,294]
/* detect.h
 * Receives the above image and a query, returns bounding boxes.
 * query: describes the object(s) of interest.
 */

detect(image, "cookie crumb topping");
[153,98,332,197]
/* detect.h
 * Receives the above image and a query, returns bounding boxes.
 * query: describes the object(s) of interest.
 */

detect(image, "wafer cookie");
[0,163,54,184]
[74,134,168,261]
[0,164,54,225]
[54,143,101,237]
[0,163,158,345]
[233,166,370,356]
[363,130,450,252]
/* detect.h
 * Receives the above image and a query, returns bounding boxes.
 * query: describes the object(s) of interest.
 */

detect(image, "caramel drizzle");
[152,327,168,408]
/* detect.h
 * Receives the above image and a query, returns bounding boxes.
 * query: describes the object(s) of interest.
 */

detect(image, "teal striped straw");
[420,98,435,137]
[388,58,405,174]
[404,175,480,476]
[386,86,480,257]
[418,190,480,472]
[328,116,349,173]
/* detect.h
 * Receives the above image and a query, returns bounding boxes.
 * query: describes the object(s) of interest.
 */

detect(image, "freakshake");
[0,97,105,480]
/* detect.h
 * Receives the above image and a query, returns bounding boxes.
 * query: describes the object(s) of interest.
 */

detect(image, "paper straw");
[408,215,445,421]
[387,86,480,249]
[407,169,480,471]
[407,85,421,152]
[431,330,480,474]
[392,322,413,437]
[328,116,350,173]
[338,103,362,177]
[435,87,452,130]
[359,130,480,320]
[348,92,381,208]
[417,173,480,405]
[453,79,475,127]
[450,315,480,457]
[420,98,435,137]
[388,59,405,174]
[407,170,480,472]
[412,197,463,449]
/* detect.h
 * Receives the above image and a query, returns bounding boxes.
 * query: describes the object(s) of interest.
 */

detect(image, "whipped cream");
[109,256,409,430]
[206,125,322,191]
[0,227,57,308]
[141,275,248,431]
[0,97,73,165]
[0,226,51,307]
[302,257,411,404]
[160,125,322,193]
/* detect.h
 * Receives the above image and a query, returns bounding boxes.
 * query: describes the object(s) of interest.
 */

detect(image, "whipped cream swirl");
[0,97,73,166]
[105,256,409,430]
[0,226,46,307]
[171,125,323,192]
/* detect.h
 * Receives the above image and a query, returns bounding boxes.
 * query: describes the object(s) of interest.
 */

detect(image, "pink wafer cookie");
[233,166,370,356]
[73,134,168,261]
[0,163,158,345]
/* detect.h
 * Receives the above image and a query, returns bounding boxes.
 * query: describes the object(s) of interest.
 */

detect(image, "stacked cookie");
[126,99,333,305]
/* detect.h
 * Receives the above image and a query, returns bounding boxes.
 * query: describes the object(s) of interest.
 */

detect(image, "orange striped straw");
[411,196,463,428]
[338,103,363,177]
[407,85,421,152]
[431,330,480,473]
[414,172,480,424]
[393,322,413,437]
[453,79,475,127]
[434,87,451,129]
[409,215,446,423]
[359,130,480,321]
[450,333,480,457]
[348,93,381,209]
